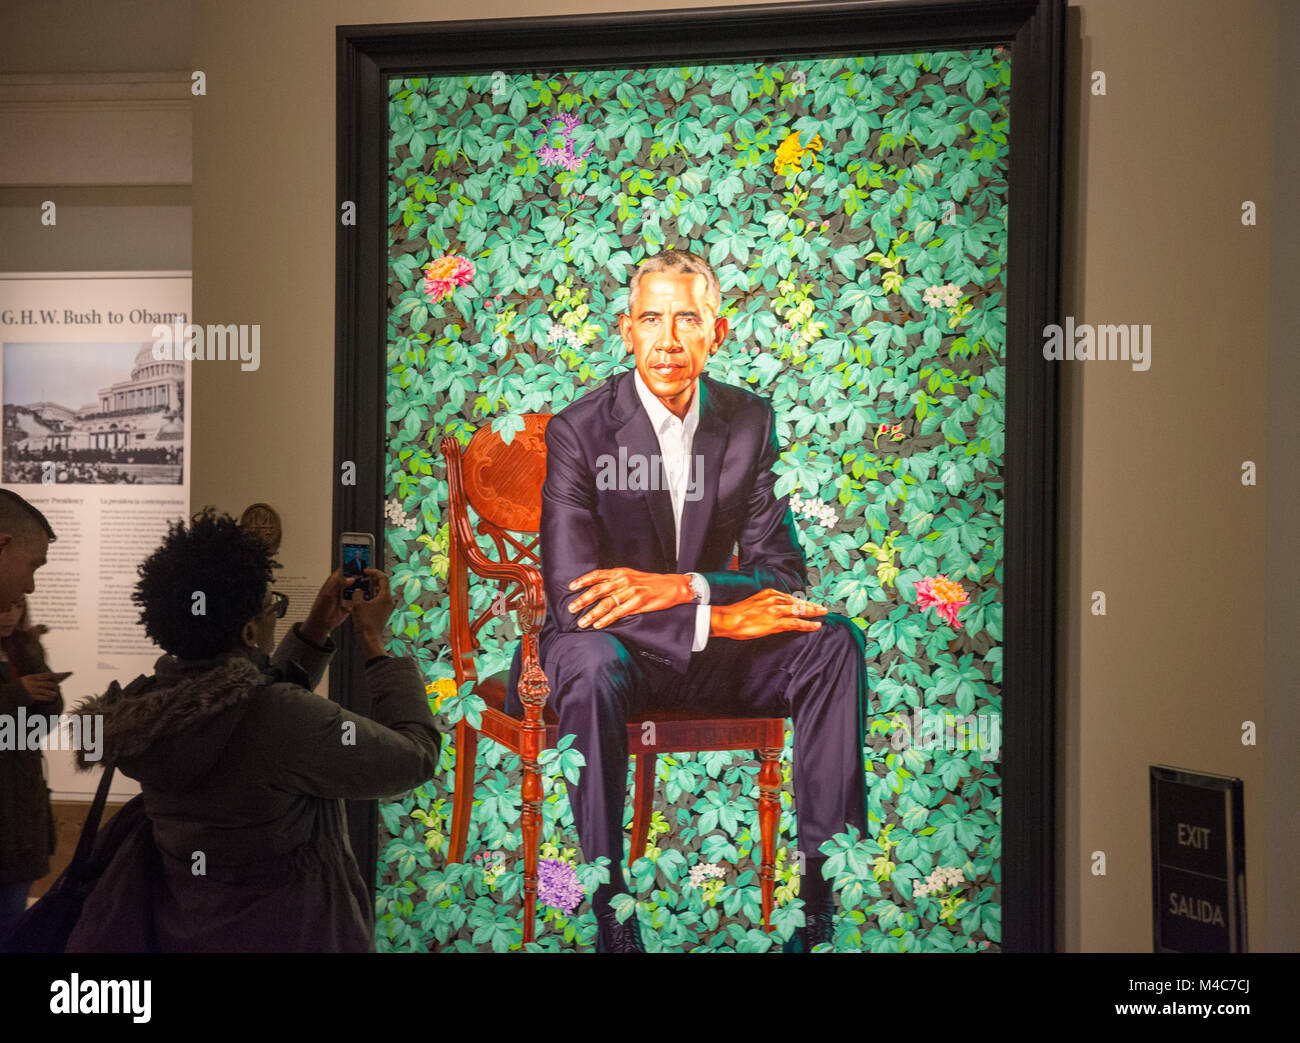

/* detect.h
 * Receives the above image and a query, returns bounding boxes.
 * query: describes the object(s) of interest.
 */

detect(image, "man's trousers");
[507,613,869,881]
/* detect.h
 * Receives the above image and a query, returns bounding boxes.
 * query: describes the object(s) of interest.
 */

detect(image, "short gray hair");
[627,249,721,313]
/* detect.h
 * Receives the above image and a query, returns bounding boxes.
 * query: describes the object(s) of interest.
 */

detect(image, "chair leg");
[629,751,657,875]
[521,749,541,945]
[517,638,549,947]
[758,743,781,931]
[447,719,478,864]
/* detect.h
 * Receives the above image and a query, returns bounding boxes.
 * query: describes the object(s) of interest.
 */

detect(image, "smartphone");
[48,671,73,682]
[340,532,375,601]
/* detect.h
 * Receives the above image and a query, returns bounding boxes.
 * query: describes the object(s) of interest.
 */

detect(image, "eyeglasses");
[265,591,289,619]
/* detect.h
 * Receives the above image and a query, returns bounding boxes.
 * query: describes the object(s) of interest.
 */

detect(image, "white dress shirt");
[633,368,711,652]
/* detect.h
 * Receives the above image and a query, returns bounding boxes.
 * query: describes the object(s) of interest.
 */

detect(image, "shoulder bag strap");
[64,761,117,886]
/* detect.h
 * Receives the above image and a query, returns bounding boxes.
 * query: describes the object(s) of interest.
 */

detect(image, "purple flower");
[537,858,585,915]
[535,113,597,171]
[557,145,593,173]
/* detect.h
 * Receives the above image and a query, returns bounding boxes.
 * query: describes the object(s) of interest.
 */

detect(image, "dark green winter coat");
[64,624,439,952]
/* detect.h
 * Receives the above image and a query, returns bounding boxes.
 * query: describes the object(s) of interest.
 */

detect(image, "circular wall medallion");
[239,502,282,555]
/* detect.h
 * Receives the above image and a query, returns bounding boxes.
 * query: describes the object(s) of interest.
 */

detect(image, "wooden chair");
[436,414,785,944]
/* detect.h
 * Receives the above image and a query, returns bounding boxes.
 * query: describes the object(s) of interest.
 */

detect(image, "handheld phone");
[48,671,73,682]
[340,532,375,601]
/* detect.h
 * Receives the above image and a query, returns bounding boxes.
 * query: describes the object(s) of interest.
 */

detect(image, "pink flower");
[537,144,567,167]
[557,143,593,172]
[535,113,596,171]
[914,574,970,629]
[423,254,475,303]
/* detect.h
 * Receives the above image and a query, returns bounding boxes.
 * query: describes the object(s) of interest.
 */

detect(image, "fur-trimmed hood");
[72,651,269,788]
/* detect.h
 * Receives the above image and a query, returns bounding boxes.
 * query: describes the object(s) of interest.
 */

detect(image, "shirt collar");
[633,367,700,437]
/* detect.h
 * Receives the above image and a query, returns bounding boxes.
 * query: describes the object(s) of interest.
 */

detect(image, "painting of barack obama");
[508,249,868,952]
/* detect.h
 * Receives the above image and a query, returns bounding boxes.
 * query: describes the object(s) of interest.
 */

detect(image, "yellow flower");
[430,677,457,708]
[774,132,823,177]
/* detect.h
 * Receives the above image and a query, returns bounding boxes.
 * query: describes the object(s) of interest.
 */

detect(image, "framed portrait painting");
[335,0,1064,952]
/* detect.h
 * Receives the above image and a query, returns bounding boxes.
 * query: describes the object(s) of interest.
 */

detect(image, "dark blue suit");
[508,368,868,880]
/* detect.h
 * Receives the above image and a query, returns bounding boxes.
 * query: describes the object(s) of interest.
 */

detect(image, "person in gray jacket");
[65,508,440,952]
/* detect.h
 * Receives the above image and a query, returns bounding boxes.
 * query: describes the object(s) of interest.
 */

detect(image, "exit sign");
[1150,766,1246,952]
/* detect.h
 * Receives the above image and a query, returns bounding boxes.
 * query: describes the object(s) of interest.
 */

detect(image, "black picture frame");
[335,0,1064,951]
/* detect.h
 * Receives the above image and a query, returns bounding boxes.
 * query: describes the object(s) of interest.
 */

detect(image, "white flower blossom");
[914,865,966,898]
[386,498,419,532]
[788,492,837,529]
[686,862,726,889]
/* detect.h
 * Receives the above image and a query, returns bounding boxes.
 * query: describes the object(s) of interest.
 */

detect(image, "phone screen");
[341,538,373,600]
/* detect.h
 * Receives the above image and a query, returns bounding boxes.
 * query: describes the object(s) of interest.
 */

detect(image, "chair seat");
[470,670,786,727]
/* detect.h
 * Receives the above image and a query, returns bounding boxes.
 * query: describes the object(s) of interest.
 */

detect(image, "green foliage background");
[378,49,1008,952]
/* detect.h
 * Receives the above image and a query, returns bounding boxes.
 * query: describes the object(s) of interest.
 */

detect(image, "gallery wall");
[0,1,191,267]
[188,0,1295,953]
[0,0,1294,951]
[1050,0,1293,953]
[1264,0,1300,960]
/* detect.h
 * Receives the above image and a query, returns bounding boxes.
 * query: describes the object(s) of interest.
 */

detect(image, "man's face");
[0,530,47,610]
[619,271,728,418]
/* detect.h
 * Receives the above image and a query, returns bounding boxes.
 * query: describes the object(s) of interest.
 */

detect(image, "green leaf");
[610,892,638,924]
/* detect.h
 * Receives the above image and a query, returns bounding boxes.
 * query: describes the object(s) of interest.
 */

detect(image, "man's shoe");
[594,902,645,953]
[783,901,835,953]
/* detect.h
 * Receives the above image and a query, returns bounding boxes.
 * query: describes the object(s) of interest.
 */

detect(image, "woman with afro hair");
[64,508,440,952]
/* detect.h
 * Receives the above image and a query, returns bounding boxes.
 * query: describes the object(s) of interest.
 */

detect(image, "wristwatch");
[685,572,709,605]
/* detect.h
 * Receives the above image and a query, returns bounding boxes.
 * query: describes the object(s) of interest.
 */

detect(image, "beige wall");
[1265,0,1300,959]
[1056,0,1291,952]
[2,0,1294,951]
[0,0,192,278]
